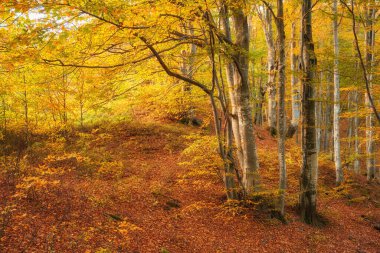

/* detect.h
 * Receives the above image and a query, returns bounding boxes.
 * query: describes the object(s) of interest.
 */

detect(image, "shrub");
[179,134,223,180]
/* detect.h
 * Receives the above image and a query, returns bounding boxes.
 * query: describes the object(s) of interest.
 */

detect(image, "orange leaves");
[14,175,60,200]
[117,220,143,238]
[14,3,30,12]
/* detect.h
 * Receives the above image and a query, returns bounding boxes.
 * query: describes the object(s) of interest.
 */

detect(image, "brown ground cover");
[0,122,379,252]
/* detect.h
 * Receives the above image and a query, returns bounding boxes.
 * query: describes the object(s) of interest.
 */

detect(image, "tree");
[299,0,319,225]
[258,6,277,136]
[230,5,260,194]
[333,0,343,184]
[288,21,301,139]
[365,3,376,180]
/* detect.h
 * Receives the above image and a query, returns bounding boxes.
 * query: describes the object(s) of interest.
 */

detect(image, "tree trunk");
[232,8,260,193]
[316,72,322,153]
[347,92,353,152]
[288,22,301,138]
[210,93,237,199]
[261,8,277,135]
[180,23,197,124]
[365,6,376,181]
[225,119,238,199]
[353,88,360,173]
[23,73,29,146]
[62,69,67,127]
[333,0,343,184]
[80,79,84,129]
[299,0,319,225]
[1,96,6,136]
[208,24,238,199]
[276,0,286,216]
[254,75,265,126]
[323,76,332,152]
[220,5,244,170]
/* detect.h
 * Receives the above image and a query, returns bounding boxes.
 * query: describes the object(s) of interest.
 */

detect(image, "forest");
[0,0,379,252]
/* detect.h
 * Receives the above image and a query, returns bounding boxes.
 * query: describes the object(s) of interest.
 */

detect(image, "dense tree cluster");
[0,0,378,224]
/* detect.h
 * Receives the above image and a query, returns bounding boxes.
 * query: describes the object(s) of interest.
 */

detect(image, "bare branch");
[139,36,212,95]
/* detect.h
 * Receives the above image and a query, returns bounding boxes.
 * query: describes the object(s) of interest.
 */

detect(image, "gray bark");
[353,89,360,173]
[316,72,322,153]
[365,7,376,180]
[260,8,277,135]
[276,0,287,216]
[220,5,244,170]
[254,75,265,126]
[325,74,333,153]
[288,22,301,138]
[299,0,319,225]
[333,0,343,184]
[232,8,260,193]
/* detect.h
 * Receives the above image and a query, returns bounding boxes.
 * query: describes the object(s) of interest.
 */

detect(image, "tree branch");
[340,0,380,123]
[139,36,212,95]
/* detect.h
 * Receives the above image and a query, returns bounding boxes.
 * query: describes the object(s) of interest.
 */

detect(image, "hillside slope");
[0,122,379,252]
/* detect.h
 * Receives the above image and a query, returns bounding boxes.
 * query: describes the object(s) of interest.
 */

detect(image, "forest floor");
[0,121,379,253]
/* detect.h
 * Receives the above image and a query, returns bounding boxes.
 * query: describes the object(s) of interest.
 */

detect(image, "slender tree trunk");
[299,0,319,225]
[353,88,360,173]
[325,74,334,153]
[62,70,67,127]
[226,119,238,199]
[1,95,6,161]
[261,8,277,135]
[23,74,29,146]
[333,0,343,184]
[276,0,287,215]
[352,35,361,173]
[316,72,322,153]
[365,6,376,181]
[80,79,84,129]
[254,76,265,126]
[288,22,301,138]
[180,23,197,124]
[1,96,6,136]
[210,93,237,199]
[323,89,328,150]
[208,26,238,199]
[347,92,353,152]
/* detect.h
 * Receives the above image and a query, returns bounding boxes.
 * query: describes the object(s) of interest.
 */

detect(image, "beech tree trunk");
[220,5,244,170]
[316,73,322,153]
[323,77,332,152]
[220,4,260,193]
[365,7,376,181]
[333,0,343,184]
[232,8,260,193]
[347,92,353,152]
[288,22,301,138]
[276,0,287,215]
[261,8,277,135]
[353,88,360,173]
[299,0,319,225]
